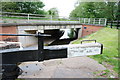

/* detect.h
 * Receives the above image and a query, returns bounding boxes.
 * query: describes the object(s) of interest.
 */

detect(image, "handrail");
[0,34,51,37]
[81,40,96,44]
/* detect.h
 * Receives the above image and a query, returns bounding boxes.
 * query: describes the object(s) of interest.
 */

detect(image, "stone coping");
[0,21,105,27]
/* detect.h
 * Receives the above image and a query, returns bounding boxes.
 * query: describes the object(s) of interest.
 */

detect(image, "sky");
[41,0,77,17]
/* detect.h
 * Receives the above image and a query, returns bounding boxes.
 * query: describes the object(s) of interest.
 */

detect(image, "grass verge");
[72,27,119,77]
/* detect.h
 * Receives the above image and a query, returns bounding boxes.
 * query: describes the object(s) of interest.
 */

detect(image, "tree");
[104,2,118,20]
[17,2,45,14]
[70,2,98,18]
[70,1,118,20]
[2,2,20,12]
[116,1,120,20]
[2,1,46,14]
[48,8,59,18]
[68,29,75,38]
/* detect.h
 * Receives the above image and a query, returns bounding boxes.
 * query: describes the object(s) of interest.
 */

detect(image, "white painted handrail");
[1,12,107,26]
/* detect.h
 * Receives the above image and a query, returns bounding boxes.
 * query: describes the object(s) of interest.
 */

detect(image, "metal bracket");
[81,40,96,44]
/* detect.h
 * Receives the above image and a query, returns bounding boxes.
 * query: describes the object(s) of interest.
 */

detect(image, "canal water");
[0,28,78,51]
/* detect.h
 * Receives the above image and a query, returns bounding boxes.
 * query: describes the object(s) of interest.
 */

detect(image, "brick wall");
[81,25,104,37]
[0,26,18,42]
[0,25,104,41]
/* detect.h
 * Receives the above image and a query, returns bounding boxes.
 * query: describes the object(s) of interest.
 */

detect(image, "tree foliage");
[70,1,119,20]
[48,8,59,17]
[68,29,75,38]
[2,1,46,14]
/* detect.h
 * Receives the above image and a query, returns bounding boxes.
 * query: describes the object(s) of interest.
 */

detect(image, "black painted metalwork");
[0,33,68,80]
[0,33,50,37]
[0,32,103,80]
[81,40,96,44]
[38,32,44,61]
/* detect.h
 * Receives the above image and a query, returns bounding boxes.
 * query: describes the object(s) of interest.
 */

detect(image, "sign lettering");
[68,43,102,57]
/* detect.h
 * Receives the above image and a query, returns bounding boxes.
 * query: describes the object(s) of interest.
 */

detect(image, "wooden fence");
[107,20,120,29]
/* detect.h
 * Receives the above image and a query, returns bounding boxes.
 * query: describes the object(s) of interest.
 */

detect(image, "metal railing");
[0,12,107,26]
[78,18,107,26]
[0,12,67,21]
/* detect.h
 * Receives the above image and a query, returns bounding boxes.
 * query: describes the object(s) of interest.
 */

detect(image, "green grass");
[1,16,50,20]
[72,27,119,74]
[1,16,78,21]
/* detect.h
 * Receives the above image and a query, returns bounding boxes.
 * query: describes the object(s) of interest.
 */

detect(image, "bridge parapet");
[1,19,107,27]
[1,12,107,26]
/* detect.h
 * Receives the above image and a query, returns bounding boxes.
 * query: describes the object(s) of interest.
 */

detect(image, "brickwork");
[0,26,18,42]
[81,25,104,37]
[0,25,104,42]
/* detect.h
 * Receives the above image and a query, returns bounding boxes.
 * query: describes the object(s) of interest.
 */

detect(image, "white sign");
[68,42,102,57]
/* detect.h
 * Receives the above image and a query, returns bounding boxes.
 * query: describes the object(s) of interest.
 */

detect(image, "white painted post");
[104,18,107,26]
[28,14,30,22]
[99,18,101,25]
[50,15,52,21]
[93,18,95,24]
[88,18,90,24]
[19,42,23,50]
[84,18,86,24]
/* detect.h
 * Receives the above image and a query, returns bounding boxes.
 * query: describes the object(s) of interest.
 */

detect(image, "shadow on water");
[49,38,75,45]
[49,28,80,45]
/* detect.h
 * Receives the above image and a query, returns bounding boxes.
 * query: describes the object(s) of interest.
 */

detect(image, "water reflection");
[60,29,76,39]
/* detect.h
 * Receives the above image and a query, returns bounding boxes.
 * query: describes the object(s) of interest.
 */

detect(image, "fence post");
[104,19,107,26]
[50,15,53,21]
[88,18,90,24]
[99,18,101,25]
[110,21,113,28]
[117,20,119,29]
[84,18,86,24]
[93,18,95,24]
[79,18,80,23]
[28,14,29,22]
[106,20,108,26]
